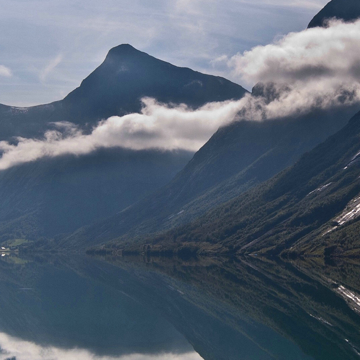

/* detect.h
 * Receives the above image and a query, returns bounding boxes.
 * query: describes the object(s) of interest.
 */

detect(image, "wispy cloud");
[238,0,326,10]
[39,54,63,82]
[0,65,12,77]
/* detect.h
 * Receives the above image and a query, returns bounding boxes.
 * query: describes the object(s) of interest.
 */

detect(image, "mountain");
[58,102,358,251]
[62,44,247,125]
[0,44,247,141]
[59,0,360,253]
[0,45,247,243]
[0,148,192,242]
[308,0,360,28]
[113,109,360,258]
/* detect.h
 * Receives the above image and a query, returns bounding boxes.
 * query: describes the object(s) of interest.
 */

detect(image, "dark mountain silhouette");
[308,0,360,28]
[0,44,247,141]
[62,44,247,124]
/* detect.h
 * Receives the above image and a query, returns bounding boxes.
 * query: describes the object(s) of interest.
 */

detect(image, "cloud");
[1,19,360,170]
[0,98,246,170]
[40,54,63,82]
[0,65,12,77]
[230,19,360,85]
[0,332,202,360]
[226,19,360,118]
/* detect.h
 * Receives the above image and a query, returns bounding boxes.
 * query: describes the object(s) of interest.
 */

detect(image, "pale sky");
[0,0,329,107]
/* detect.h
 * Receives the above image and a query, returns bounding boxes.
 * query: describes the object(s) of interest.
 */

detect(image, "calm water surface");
[0,254,359,360]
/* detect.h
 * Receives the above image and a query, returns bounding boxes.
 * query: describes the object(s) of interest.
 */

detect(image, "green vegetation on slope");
[105,112,360,258]
[63,105,358,251]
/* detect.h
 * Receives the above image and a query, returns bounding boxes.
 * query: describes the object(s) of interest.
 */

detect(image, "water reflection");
[0,254,359,360]
[0,332,202,360]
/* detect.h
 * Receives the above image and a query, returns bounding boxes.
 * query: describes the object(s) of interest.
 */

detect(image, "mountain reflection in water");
[0,254,359,360]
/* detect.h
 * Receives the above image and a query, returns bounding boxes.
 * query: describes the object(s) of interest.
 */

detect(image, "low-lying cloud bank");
[1,19,360,170]
[0,98,245,170]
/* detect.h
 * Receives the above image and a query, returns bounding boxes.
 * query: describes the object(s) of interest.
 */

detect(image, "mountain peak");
[103,44,148,65]
[308,0,360,28]
[62,44,247,123]
[106,44,140,57]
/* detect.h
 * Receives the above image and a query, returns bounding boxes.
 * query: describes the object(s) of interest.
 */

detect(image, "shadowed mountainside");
[0,148,193,241]
[4,0,360,252]
[0,45,247,243]
[60,104,359,251]
[111,110,360,258]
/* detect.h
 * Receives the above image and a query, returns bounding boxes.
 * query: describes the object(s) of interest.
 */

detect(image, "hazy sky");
[0,0,329,106]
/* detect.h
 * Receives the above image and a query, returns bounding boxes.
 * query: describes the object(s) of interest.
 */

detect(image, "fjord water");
[0,255,359,360]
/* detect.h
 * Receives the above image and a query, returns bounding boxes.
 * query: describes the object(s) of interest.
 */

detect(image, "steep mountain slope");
[0,45,247,243]
[0,44,247,141]
[60,104,358,251]
[0,149,192,242]
[116,110,360,258]
[308,0,360,28]
[61,0,360,253]
[6,0,360,251]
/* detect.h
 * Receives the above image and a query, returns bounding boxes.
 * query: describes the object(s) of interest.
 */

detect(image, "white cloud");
[40,54,63,82]
[0,332,203,360]
[0,65,12,77]
[0,98,246,170]
[230,19,360,86]
[210,55,229,66]
[1,19,360,170]
[226,19,360,118]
